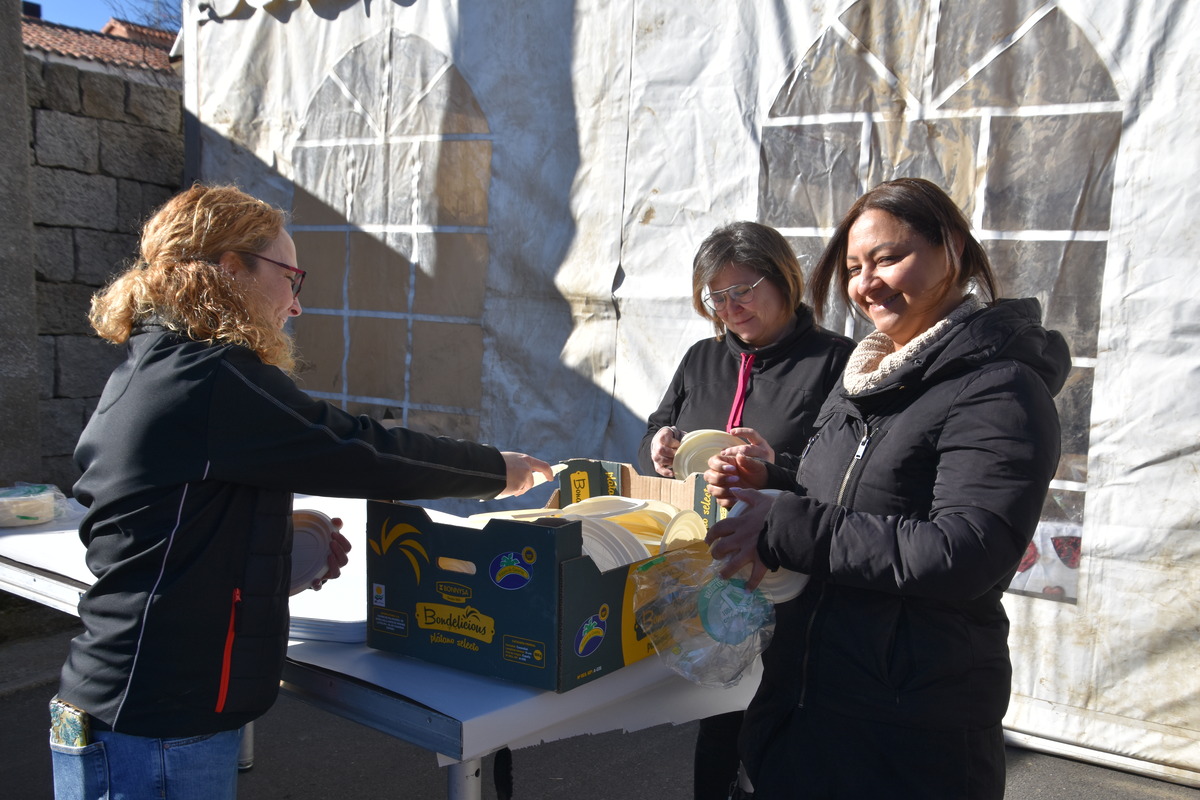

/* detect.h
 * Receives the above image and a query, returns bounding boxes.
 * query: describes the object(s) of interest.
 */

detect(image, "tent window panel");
[984,112,1122,232]
[759,123,863,230]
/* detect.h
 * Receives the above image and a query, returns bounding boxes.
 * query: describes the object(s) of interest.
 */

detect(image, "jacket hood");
[928,298,1071,397]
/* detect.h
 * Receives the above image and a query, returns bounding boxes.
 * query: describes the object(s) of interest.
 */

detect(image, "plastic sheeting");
[183,0,1200,785]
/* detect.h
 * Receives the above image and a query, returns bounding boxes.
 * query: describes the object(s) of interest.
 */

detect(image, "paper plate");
[758,568,810,604]
[672,429,745,479]
[579,521,619,572]
[726,490,808,603]
[573,516,651,572]
[559,495,648,518]
[530,463,569,487]
[599,517,651,564]
[639,498,684,521]
[659,509,708,552]
[290,509,334,596]
[607,509,668,538]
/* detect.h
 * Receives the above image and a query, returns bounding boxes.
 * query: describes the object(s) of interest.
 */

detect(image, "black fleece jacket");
[60,326,506,737]
[639,306,853,474]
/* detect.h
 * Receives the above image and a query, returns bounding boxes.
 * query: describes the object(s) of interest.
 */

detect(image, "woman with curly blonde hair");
[51,184,550,800]
[89,183,300,371]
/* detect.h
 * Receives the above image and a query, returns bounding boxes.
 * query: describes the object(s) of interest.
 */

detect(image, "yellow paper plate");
[659,509,708,552]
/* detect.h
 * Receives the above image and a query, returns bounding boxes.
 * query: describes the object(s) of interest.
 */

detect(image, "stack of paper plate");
[726,489,809,603]
[569,515,651,572]
[290,509,334,596]
[672,429,745,479]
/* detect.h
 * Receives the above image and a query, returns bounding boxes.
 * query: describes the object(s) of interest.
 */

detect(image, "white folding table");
[0,495,759,799]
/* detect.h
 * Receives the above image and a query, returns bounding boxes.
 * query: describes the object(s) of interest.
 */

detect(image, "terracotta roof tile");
[22,15,174,73]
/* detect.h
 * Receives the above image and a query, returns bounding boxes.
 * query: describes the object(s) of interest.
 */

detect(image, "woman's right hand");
[650,425,684,477]
[705,452,768,507]
[726,426,776,463]
[497,452,554,498]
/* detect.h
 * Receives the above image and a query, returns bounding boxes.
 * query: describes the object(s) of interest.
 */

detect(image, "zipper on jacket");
[215,587,241,713]
[836,424,874,504]
[799,422,871,709]
[800,431,820,463]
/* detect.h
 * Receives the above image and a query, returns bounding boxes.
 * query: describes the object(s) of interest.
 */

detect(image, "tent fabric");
[183,0,1200,785]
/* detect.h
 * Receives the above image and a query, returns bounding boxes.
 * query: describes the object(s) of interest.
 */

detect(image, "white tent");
[184,0,1200,785]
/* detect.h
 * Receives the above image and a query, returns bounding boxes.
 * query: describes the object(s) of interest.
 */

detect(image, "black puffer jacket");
[741,299,1069,777]
[639,306,853,474]
[61,326,507,737]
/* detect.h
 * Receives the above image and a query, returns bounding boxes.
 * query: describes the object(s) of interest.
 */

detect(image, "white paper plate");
[572,516,650,572]
[726,489,808,603]
[290,509,334,596]
[530,463,569,487]
[559,495,648,518]
[659,509,708,552]
[672,429,745,479]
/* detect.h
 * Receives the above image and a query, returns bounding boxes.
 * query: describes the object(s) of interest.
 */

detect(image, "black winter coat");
[741,299,1070,782]
[639,306,853,474]
[61,326,507,737]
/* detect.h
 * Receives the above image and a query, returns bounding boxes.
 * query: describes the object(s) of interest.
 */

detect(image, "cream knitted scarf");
[842,295,985,395]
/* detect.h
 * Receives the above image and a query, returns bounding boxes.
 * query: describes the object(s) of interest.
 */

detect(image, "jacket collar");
[721,305,817,365]
[826,298,1070,412]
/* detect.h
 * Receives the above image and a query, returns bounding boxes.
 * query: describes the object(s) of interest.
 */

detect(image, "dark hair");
[691,221,806,336]
[808,178,999,322]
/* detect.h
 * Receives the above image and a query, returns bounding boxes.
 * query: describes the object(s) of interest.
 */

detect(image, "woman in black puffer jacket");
[706,178,1069,799]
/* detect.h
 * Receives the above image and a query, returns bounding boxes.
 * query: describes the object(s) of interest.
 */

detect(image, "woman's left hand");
[311,518,351,591]
[706,488,771,590]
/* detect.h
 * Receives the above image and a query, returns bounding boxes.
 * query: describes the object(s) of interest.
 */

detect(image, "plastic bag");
[632,541,774,688]
[0,483,72,527]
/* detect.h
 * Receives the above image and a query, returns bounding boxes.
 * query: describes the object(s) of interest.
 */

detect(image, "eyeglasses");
[702,275,766,312]
[238,252,306,297]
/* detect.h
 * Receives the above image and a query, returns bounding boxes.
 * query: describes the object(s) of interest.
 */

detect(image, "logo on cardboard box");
[489,549,535,590]
[369,520,430,584]
[435,581,472,603]
[416,602,496,643]
[573,604,610,657]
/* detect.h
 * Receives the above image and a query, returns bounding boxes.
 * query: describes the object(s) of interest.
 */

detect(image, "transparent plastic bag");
[632,541,774,688]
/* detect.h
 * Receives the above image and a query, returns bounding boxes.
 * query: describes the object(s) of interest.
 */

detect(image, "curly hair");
[88,184,297,372]
[808,178,999,323]
[691,221,808,338]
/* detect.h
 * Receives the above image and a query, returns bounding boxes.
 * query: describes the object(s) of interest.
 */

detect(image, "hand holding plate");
[706,488,770,590]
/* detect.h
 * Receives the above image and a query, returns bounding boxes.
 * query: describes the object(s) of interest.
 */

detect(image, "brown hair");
[88,184,297,372]
[691,221,807,337]
[808,178,999,323]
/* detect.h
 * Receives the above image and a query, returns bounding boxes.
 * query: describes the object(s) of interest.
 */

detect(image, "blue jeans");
[51,725,241,800]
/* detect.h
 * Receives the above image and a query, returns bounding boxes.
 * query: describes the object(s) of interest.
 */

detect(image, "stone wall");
[23,53,183,491]
[0,1,41,487]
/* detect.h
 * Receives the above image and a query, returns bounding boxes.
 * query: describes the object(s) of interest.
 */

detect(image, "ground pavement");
[2,598,1197,800]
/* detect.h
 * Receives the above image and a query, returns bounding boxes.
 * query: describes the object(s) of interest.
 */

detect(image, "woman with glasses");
[705,179,1068,798]
[639,221,852,479]
[50,184,551,800]
[637,221,852,800]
